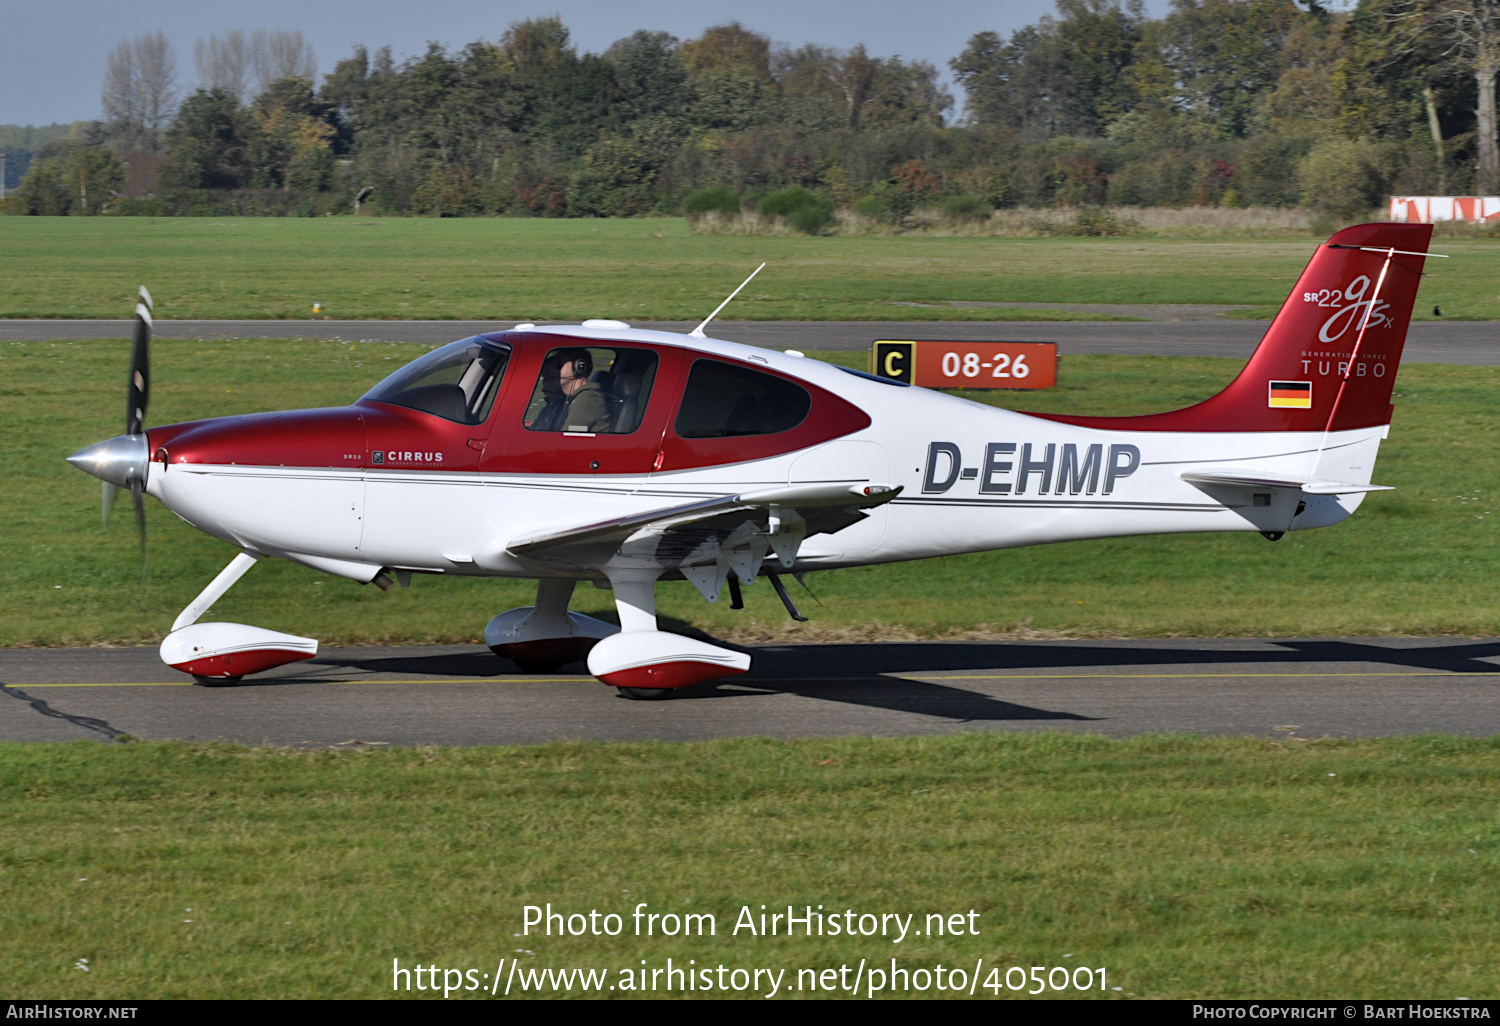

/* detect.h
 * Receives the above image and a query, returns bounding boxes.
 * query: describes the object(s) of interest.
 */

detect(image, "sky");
[0,0,1148,127]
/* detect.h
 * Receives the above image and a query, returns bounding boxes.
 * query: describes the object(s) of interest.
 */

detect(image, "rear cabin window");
[674,359,812,438]
[523,346,659,434]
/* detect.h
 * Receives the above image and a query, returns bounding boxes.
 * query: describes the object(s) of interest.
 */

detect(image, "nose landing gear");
[159,552,318,685]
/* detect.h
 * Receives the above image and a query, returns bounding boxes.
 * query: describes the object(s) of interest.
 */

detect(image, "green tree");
[781,45,952,130]
[410,164,480,215]
[1159,0,1304,137]
[1300,135,1395,216]
[569,138,656,215]
[160,89,256,190]
[1263,12,1350,133]
[8,144,124,215]
[607,31,690,123]
[319,43,369,150]
[690,70,776,131]
[249,77,337,189]
[8,157,71,214]
[1055,0,1146,128]
[1334,0,1464,190]
[332,39,533,211]
[502,17,616,153]
[860,56,954,129]
[1422,0,1500,192]
[953,1,1142,137]
[770,45,847,129]
[682,23,774,81]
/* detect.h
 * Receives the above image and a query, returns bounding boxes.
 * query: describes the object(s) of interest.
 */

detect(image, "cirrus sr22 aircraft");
[68,222,1432,698]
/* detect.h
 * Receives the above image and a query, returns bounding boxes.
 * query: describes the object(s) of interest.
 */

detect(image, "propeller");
[67,286,155,587]
[102,287,152,567]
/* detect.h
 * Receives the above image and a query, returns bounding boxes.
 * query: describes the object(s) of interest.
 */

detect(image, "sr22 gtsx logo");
[1303,274,1392,342]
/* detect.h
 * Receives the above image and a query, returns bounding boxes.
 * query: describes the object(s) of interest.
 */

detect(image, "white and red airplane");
[68,222,1433,697]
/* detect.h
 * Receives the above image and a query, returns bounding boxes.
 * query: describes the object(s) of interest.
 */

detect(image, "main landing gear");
[487,573,751,698]
[484,579,617,673]
[588,572,751,698]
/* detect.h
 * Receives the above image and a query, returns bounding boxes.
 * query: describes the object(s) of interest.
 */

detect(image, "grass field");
[2,216,1498,321]
[3,337,1497,647]
[6,222,1497,1005]
[3,733,1497,999]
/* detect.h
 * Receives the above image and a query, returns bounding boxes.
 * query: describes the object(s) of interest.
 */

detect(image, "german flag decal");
[1268,380,1312,408]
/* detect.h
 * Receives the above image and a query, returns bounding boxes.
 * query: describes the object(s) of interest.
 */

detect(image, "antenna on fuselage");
[690,263,766,339]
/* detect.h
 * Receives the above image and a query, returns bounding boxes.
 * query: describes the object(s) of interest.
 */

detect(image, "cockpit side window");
[674,359,811,438]
[523,346,659,434]
[362,337,510,425]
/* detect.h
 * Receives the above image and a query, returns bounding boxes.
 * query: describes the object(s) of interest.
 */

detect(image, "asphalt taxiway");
[3,638,1498,747]
[3,318,1497,364]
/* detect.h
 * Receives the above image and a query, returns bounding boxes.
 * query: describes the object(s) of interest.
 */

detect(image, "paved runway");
[4,318,1498,363]
[4,638,1498,747]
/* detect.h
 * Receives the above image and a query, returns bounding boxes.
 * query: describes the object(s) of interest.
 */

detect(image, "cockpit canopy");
[362,336,510,425]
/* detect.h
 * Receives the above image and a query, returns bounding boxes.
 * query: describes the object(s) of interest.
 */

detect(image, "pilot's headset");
[558,348,593,383]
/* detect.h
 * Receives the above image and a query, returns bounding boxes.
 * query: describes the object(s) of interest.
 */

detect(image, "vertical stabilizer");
[1034,222,1433,432]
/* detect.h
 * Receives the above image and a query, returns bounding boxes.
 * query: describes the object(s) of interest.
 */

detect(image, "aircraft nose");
[67,433,149,488]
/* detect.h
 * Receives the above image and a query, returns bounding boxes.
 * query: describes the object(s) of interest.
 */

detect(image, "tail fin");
[1037,222,1433,432]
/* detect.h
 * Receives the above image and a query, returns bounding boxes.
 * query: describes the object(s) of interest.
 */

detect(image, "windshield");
[362,337,510,425]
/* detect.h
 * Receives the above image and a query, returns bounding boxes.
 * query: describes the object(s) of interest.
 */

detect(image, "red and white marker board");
[871,340,1057,389]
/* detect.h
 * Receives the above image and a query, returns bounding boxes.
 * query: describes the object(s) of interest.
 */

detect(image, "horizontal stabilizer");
[1181,471,1393,495]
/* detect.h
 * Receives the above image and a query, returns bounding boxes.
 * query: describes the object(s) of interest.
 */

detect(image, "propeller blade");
[127,287,151,577]
[126,286,151,436]
[131,479,148,583]
[102,480,116,527]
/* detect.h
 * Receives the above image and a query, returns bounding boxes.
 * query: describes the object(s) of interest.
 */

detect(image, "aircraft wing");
[505,482,901,593]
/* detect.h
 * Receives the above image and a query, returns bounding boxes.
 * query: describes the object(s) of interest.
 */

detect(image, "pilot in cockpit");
[538,348,613,433]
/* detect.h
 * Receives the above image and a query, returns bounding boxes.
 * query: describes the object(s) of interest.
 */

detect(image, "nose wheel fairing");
[157,552,318,683]
[159,621,317,679]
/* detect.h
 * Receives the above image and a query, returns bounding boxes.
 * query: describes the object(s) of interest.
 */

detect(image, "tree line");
[4,2,1498,224]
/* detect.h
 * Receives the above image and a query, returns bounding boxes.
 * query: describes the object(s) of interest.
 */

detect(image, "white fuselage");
[146,329,1379,583]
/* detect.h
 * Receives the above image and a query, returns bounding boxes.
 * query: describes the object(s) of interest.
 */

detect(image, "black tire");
[193,675,242,687]
[512,659,565,674]
[616,687,671,700]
